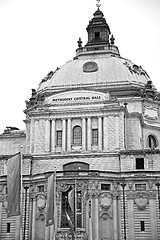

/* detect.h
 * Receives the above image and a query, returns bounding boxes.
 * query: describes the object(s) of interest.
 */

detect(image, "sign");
[46,90,109,104]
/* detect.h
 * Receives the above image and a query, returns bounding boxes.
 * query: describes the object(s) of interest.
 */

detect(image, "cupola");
[86,8,111,46]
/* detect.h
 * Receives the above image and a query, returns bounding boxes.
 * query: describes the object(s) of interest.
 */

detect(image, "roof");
[37,53,150,92]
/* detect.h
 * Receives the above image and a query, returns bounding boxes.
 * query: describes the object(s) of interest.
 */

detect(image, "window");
[140,221,145,231]
[73,126,82,145]
[101,184,110,191]
[92,129,98,145]
[136,158,144,170]
[57,130,62,146]
[63,162,89,176]
[135,184,146,191]
[61,188,82,228]
[95,32,100,39]
[147,135,157,149]
[37,185,44,192]
[7,223,11,233]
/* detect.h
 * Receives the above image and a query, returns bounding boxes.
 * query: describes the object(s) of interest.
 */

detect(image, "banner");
[68,188,74,213]
[46,173,55,226]
[7,153,20,217]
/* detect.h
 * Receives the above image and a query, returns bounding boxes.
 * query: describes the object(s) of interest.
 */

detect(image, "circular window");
[147,135,157,149]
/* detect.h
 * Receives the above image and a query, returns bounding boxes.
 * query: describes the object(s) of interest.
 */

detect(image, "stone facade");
[0,4,160,240]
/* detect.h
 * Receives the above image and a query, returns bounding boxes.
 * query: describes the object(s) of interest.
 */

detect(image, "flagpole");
[74,180,77,240]
[20,146,23,240]
[53,167,56,240]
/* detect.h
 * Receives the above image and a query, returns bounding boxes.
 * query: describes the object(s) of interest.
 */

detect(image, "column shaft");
[67,118,71,152]
[103,116,109,151]
[32,199,36,240]
[82,118,86,151]
[87,118,91,151]
[95,198,99,240]
[45,120,51,152]
[150,198,158,239]
[98,117,102,151]
[62,119,66,151]
[113,198,118,240]
[128,198,135,240]
[51,119,56,153]
[0,201,2,239]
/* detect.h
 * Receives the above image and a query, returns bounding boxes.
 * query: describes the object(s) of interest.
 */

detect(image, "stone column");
[87,117,91,151]
[51,119,56,153]
[150,198,158,239]
[82,118,86,151]
[45,119,51,152]
[29,195,33,240]
[67,118,72,152]
[103,116,109,151]
[128,196,135,240]
[113,196,118,240]
[115,116,119,149]
[98,117,102,151]
[94,197,99,240]
[0,199,2,239]
[32,197,36,240]
[15,216,20,240]
[62,119,66,152]
[45,227,50,240]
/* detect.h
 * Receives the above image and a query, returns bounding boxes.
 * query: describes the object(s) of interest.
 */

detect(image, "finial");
[96,0,101,9]
[110,34,115,45]
[77,37,82,48]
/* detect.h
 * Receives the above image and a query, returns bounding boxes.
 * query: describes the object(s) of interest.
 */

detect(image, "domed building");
[0,2,160,240]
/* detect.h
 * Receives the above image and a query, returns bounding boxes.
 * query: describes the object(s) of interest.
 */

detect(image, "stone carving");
[36,213,45,221]
[134,192,148,210]
[37,194,46,211]
[58,182,70,192]
[123,62,149,77]
[100,192,112,211]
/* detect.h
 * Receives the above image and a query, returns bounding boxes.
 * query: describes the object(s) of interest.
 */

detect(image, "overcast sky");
[0,0,160,134]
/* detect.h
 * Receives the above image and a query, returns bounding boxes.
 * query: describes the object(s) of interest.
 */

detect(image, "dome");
[37,53,150,92]
[37,7,150,94]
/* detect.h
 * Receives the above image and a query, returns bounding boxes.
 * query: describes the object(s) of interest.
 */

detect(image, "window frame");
[72,126,82,146]
[147,135,157,149]
[56,130,62,146]
[136,158,144,170]
[61,188,82,229]
[92,128,98,146]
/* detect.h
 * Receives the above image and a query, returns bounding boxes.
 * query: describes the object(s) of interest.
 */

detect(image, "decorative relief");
[83,61,98,73]
[127,191,135,200]
[58,182,70,192]
[143,105,158,121]
[128,182,134,190]
[148,181,153,190]
[37,194,46,211]
[36,213,45,221]
[134,192,148,210]
[100,192,112,211]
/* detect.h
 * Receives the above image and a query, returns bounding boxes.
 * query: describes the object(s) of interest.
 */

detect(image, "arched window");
[147,135,157,149]
[73,126,82,145]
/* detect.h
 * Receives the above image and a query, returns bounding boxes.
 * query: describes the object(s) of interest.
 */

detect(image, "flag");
[7,153,20,217]
[46,173,55,226]
[68,188,74,213]
[65,211,74,239]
